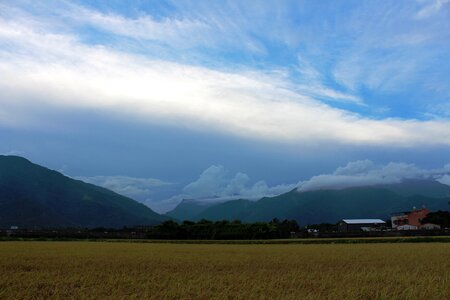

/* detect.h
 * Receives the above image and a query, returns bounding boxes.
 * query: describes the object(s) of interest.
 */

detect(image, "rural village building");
[396,224,418,230]
[391,207,440,230]
[337,219,386,232]
[420,223,441,230]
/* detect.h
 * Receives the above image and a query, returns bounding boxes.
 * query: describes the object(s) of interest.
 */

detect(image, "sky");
[1,0,450,213]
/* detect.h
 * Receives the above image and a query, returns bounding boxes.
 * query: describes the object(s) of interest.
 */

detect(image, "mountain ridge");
[0,155,168,228]
[166,181,450,224]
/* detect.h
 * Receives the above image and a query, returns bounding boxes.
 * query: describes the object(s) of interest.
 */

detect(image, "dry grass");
[0,241,449,299]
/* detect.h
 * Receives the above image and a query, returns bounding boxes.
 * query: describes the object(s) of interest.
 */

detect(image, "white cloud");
[223,172,250,196]
[298,160,450,192]
[416,0,450,19]
[163,161,450,212]
[328,1,450,99]
[437,174,450,186]
[11,1,266,55]
[0,150,25,156]
[76,175,170,198]
[149,196,191,215]
[299,85,363,105]
[295,55,364,105]
[162,165,296,211]
[1,3,450,147]
[65,4,212,49]
[75,162,450,213]
[333,160,374,176]
[333,53,420,93]
[428,102,450,118]
[0,14,450,147]
[245,180,297,198]
[183,165,227,198]
[183,165,296,200]
[74,168,296,213]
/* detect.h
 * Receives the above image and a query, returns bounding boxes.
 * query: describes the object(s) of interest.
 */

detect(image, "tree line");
[145,219,300,240]
[422,211,450,228]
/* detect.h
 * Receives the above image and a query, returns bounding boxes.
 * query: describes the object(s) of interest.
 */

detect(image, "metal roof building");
[338,219,386,232]
[341,219,386,224]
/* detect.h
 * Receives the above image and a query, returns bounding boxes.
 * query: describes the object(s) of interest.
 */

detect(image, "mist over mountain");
[159,160,450,213]
[1,155,449,228]
[2,0,450,231]
[165,199,217,221]
[166,181,450,224]
[0,155,167,228]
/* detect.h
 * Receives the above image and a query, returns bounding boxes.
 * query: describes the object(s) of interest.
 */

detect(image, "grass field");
[1,242,449,299]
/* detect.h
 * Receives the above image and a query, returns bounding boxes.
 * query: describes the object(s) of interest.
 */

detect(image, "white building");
[397,224,417,230]
[420,223,441,230]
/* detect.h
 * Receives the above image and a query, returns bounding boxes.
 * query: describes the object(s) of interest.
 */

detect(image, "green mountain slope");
[381,180,450,198]
[165,199,215,221]
[195,199,254,221]
[0,155,167,228]
[167,183,450,224]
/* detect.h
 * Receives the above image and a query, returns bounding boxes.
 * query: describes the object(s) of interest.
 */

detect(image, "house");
[420,223,441,230]
[397,224,417,230]
[391,207,429,230]
[338,219,386,232]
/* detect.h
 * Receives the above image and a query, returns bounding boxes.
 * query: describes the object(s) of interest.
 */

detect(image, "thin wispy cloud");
[77,175,170,198]
[330,2,450,97]
[416,0,450,19]
[76,175,175,213]
[66,4,212,49]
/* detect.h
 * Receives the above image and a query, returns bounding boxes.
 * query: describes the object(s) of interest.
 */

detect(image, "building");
[338,219,386,232]
[420,223,441,230]
[391,207,429,230]
[397,224,417,230]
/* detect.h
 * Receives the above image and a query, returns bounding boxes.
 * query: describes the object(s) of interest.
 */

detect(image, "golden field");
[0,241,449,299]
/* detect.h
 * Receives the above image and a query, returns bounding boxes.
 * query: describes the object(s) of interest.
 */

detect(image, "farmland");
[1,242,449,299]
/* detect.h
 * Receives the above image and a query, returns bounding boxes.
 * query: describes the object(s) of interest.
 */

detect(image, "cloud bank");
[156,165,297,212]
[182,165,296,200]
[76,175,175,212]
[438,174,450,186]
[77,175,170,199]
[75,161,450,213]
[77,166,296,213]
[0,2,450,147]
[298,160,450,192]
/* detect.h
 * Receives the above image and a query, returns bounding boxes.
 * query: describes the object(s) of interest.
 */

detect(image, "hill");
[167,182,450,224]
[165,199,215,221]
[0,155,167,228]
[381,179,450,198]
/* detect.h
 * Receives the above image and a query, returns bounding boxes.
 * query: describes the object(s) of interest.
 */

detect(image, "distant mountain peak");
[0,155,168,228]
[166,179,450,224]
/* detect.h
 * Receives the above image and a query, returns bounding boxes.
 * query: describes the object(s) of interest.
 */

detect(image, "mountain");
[380,179,450,198]
[196,199,254,221]
[0,155,168,228]
[167,182,450,224]
[165,199,215,221]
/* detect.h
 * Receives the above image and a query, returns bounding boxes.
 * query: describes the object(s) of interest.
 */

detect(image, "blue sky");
[1,0,450,212]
